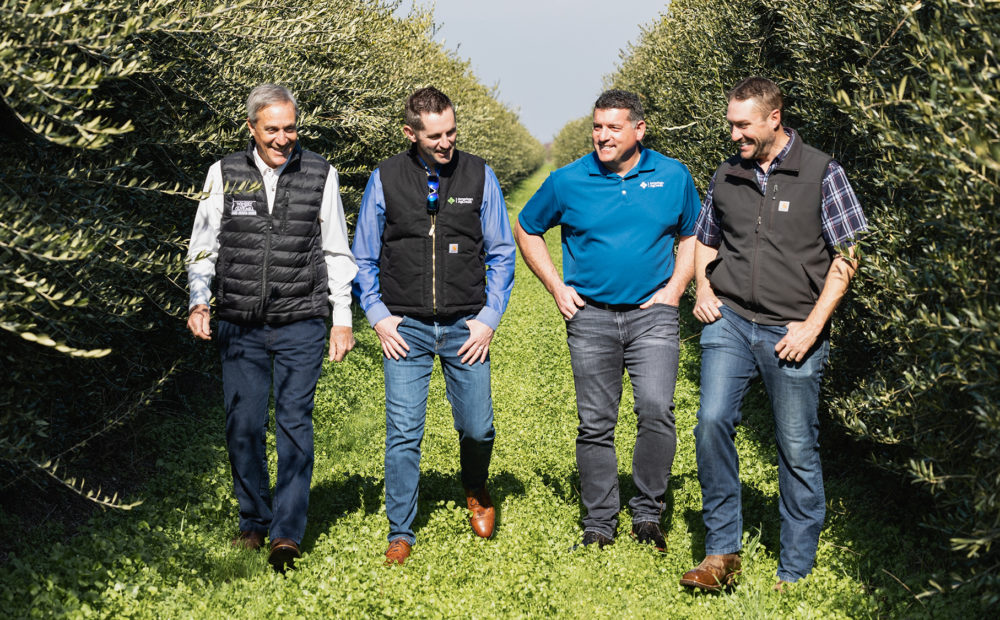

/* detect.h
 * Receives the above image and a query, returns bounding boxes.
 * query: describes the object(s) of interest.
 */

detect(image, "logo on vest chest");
[232,200,257,216]
[449,243,459,254]
[447,196,474,205]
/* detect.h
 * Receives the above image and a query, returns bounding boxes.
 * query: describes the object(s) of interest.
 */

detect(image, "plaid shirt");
[695,129,867,248]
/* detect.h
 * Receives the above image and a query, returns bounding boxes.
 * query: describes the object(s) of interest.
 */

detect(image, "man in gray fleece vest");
[680,77,867,592]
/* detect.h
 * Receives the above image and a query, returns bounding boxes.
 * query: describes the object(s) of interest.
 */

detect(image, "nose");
[596,127,611,142]
[730,125,742,142]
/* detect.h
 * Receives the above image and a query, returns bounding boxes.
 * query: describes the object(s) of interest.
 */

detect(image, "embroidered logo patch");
[778,200,790,212]
[449,243,459,254]
[640,181,664,189]
[232,200,256,216]
[448,196,474,205]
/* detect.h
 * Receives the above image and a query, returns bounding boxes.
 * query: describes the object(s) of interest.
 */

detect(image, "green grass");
[0,163,981,617]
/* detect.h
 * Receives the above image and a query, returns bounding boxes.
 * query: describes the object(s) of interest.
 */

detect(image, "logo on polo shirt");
[232,200,256,215]
[639,181,665,189]
[447,196,474,205]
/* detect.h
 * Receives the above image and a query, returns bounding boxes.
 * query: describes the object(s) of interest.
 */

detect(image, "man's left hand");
[639,285,681,309]
[328,325,355,362]
[774,321,821,362]
[457,319,494,365]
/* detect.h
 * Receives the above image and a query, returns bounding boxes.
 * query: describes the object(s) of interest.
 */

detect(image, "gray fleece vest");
[707,130,833,325]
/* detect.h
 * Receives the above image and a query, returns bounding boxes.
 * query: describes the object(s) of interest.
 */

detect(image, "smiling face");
[404,107,457,167]
[726,97,782,164]
[592,107,645,174]
[247,101,298,168]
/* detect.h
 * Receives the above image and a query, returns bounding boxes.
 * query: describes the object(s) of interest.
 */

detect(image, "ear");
[402,125,417,143]
[246,118,255,135]
[634,119,647,142]
[768,108,781,130]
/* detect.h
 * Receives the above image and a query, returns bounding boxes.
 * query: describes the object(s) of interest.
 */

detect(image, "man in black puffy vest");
[352,87,516,565]
[186,84,358,572]
[680,77,867,591]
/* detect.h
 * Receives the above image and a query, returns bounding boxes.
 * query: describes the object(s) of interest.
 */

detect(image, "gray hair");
[594,89,644,125]
[247,84,299,124]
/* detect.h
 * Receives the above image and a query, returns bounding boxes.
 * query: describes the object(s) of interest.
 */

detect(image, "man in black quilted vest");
[186,84,358,572]
[352,87,516,565]
[680,77,867,591]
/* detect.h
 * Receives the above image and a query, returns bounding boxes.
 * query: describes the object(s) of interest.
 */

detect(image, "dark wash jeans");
[694,305,829,582]
[565,302,681,539]
[217,318,326,544]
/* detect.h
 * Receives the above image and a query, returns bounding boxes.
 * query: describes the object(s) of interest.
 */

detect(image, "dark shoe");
[231,530,265,551]
[679,553,742,591]
[631,521,666,552]
[580,530,614,549]
[465,486,495,538]
[384,538,412,566]
[268,537,301,573]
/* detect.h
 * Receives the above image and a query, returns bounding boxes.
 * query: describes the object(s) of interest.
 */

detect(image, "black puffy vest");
[377,148,486,318]
[707,130,833,325]
[215,141,330,325]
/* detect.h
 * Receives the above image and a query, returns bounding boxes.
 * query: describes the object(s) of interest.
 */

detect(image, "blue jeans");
[217,318,326,544]
[383,315,495,545]
[565,303,680,539]
[695,305,829,582]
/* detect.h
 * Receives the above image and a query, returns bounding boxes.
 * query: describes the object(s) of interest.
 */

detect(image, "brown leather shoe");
[231,530,265,550]
[679,553,742,591]
[465,486,495,538]
[384,538,412,566]
[268,537,301,573]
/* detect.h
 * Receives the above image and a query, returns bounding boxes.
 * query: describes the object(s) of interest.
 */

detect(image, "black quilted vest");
[215,141,330,325]
[707,130,833,325]
[377,147,486,318]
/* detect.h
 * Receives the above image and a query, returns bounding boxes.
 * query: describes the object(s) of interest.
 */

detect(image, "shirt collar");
[585,144,654,178]
[761,127,795,172]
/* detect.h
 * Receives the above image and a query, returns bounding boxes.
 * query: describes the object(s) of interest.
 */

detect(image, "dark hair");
[405,87,454,130]
[593,89,644,124]
[727,77,784,116]
[247,84,298,124]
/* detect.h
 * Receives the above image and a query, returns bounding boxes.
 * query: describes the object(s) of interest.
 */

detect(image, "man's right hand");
[552,283,586,320]
[693,286,723,324]
[374,315,410,360]
[187,304,212,340]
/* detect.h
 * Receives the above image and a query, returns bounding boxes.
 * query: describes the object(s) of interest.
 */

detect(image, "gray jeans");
[565,302,680,538]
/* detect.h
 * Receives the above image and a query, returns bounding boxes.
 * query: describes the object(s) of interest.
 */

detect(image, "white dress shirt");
[186,147,357,326]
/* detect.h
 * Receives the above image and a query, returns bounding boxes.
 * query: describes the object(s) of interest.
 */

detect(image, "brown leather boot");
[267,537,301,573]
[231,530,265,550]
[384,538,412,566]
[465,486,495,538]
[679,553,742,591]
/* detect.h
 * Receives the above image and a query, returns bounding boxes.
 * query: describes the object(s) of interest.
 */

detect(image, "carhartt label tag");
[449,243,459,253]
[232,200,256,216]
[778,200,790,212]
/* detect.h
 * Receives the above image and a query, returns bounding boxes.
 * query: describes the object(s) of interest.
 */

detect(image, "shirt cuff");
[474,306,501,331]
[364,302,392,328]
[331,304,353,327]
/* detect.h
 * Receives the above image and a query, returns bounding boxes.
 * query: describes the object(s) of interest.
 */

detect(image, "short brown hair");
[405,87,454,130]
[727,77,783,117]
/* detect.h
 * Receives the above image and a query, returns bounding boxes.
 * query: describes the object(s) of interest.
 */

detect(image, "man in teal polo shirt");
[515,89,699,549]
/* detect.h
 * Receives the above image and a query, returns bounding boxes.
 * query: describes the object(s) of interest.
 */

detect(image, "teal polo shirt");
[518,147,700,305]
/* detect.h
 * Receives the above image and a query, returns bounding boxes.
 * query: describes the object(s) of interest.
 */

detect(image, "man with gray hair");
[515,89,700,550]
[187,84,357,572]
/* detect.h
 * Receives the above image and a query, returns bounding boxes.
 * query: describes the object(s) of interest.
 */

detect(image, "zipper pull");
[428,223,435,236]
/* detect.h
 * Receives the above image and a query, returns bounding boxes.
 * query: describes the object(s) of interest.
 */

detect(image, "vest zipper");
[261,218,272,317]
[430,213,437,313]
